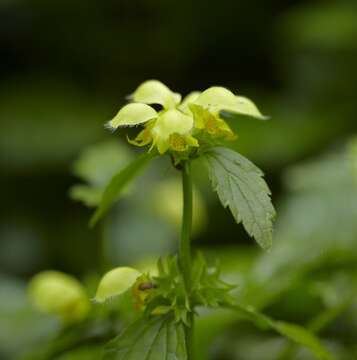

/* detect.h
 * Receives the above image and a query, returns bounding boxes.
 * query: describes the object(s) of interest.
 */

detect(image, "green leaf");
[227,303,335,360]
[70,140,134,207]
[202,147,275,249]
[147,256,190,325]
[90,153,154,226]
[103,315,187,360]
[72,140,134,188]
[70,185,103,207]
[190,253,235,308]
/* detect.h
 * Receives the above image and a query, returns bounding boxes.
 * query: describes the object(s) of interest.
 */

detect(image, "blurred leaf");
[70,140,134,207]
[252,145,357,293]
[0,276,60,359]
[348,137,357,184]
[103,315,187,360]
[195,308,239,360]
[275,273,357,360]
[70,185,103,207]
[90,153,155,226]
[202,147,275,250]
[227,303,335,360]
[72,140,133,188]
[284,150,352,192]
[104,208,174,265]
[55,346,103,360]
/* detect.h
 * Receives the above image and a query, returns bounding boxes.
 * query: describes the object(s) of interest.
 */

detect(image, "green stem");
[179,160,194,359]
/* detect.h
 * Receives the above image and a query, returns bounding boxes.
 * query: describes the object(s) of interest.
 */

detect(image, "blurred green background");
[1,0,357,359]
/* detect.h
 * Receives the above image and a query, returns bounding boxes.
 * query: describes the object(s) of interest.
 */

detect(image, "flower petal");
[151,109,194,154]
[94,267,141,303]
[225,96,268,120]
[152,109,193,139]
[108,103,157,129]
[194,87,268,120]
[131,80,180,109]
[194,87,237,109]
[179,91,201,114]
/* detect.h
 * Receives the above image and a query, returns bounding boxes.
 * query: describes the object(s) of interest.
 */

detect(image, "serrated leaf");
[227,303,335,360]
[90,153,154,226]
[202,147,275,249]
[103,315,187,360]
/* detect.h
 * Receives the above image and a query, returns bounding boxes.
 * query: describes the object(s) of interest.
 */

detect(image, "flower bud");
[28,271,90,323]
[94,267,141,303]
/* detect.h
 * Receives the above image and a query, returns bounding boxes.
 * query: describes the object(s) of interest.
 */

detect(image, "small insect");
[138,282,157,291]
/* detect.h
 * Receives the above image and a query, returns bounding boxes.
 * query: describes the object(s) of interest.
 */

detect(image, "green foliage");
[227,303,334,360]
[12,81,279,359]
[190,253,235,308]
[90,152,155,226]
[146,256,191,325]
[70,140,134,207]
[143,255,234,325]
[253,145,357,290]
[202,147,275,249]
[103,315,187,360]
[0,276,60,359]
[54,346,103,360]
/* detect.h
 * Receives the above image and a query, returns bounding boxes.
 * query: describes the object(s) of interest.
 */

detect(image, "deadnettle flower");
[107,80,266,154]
[107,80,198,154]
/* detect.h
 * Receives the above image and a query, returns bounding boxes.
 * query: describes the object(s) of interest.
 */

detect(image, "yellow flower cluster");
[107,80,266,154]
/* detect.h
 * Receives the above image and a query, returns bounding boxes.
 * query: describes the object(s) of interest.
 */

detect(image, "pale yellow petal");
[226,96,267,119]
[152,109,193,140]
[132,80,179,109]
[194,87,267,120]
[108,103,157,129]
[150,109,194,154]
[194,87,237,109]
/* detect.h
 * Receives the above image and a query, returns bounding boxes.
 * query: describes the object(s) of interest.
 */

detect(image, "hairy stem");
[179,160,194,359]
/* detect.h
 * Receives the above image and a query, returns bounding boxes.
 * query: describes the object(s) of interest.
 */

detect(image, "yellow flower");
[107,80,198,154]
[107,81,267,154]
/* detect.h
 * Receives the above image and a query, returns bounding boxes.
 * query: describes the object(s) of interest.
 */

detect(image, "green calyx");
[106,80,267,155]
[130,255,234,326]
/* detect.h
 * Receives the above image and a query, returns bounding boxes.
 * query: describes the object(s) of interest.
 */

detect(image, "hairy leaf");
[227,304,335,360]
[90,153,154,226]
[103,315,187,360]
[202,147,275,249]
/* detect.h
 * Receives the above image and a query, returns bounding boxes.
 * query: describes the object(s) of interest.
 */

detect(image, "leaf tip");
[89,211,100,228]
